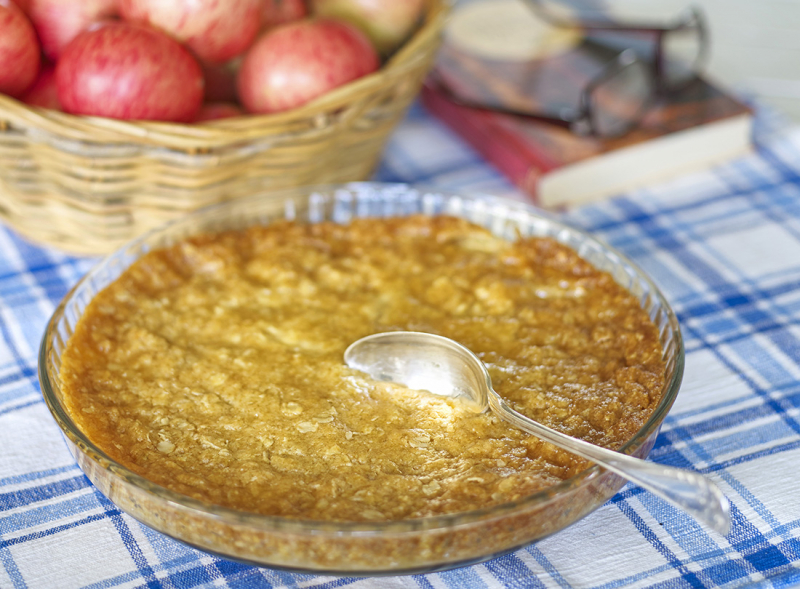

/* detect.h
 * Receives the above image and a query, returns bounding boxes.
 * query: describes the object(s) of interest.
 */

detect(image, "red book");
[422,0,753,208]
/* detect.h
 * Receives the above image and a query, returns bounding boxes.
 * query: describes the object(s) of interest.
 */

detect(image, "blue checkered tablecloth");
[3,101,800,588]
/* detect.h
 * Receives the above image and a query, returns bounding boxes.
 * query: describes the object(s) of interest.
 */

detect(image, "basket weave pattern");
[0,1,447,254]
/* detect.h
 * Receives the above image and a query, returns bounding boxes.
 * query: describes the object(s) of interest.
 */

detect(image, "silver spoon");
[344,331,731,535]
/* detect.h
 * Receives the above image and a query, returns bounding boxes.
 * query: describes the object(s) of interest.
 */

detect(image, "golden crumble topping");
[61,215,665,522]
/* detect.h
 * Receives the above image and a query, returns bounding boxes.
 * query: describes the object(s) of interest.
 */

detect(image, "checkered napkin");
[3,102,800,588]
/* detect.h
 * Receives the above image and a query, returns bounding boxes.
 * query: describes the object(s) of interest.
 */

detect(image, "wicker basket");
[0,1,448,255]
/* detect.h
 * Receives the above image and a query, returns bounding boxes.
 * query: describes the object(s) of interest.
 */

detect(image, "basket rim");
[0,0,449,149]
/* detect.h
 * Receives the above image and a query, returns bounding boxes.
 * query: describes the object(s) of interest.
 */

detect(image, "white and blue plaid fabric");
[3,101,800,588]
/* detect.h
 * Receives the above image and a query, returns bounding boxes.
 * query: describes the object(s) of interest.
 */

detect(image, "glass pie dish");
[38,182,684,575]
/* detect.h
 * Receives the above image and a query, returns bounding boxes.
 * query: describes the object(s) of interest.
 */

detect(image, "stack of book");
[422,0,753,208]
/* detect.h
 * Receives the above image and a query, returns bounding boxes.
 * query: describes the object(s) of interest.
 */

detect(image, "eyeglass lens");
[588,55,653,137]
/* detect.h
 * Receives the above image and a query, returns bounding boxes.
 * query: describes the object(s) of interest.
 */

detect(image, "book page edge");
[538,114,754,208]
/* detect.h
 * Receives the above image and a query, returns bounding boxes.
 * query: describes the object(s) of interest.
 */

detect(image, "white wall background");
[689,0,800,122]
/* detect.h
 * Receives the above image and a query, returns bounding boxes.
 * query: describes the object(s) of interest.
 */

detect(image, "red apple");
[310,0,424,56]
[56,22,204,122]
[119,0,262,65]
[261,0,306,29]
[21,64,61,109]
[195,102,244,121]
[9,0,29,13]
[28,0,118,60]
[237,18,379,114]
[0,1,40,98]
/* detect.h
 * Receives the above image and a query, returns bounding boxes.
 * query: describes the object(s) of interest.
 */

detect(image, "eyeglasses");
[428,47,654,138]
[525,1,709,93]
[429,2,709,138]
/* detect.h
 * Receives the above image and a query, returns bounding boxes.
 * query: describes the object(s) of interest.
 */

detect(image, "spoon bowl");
[345,330,731,535]
[344,330,491,412]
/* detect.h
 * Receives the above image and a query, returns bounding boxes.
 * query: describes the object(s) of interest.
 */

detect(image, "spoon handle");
[488,390,731,535]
